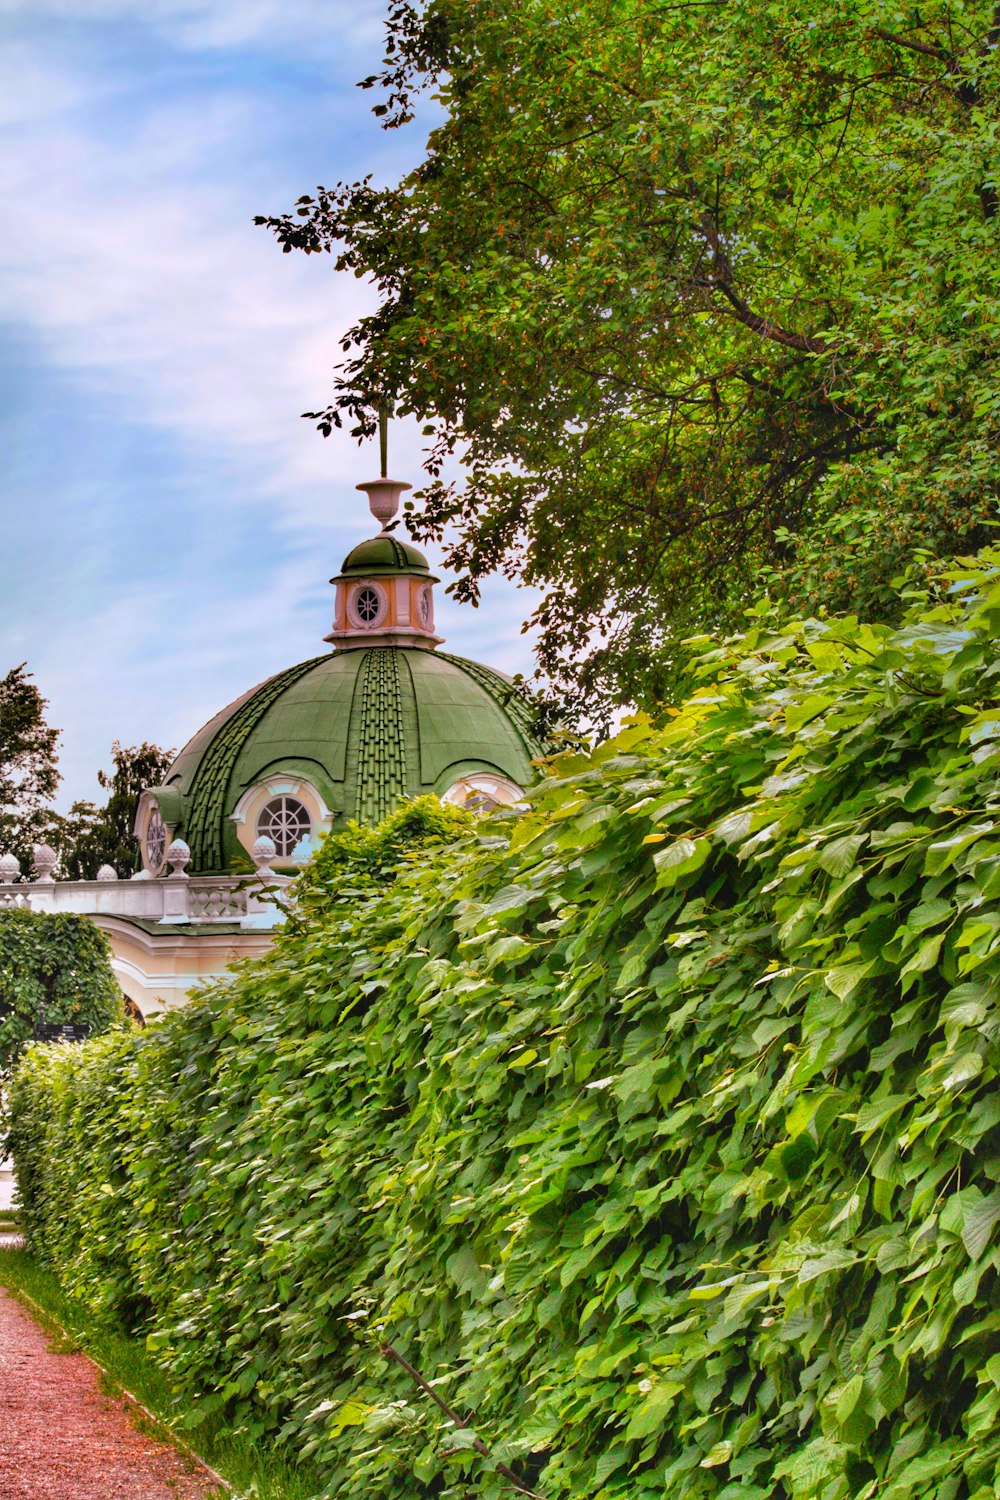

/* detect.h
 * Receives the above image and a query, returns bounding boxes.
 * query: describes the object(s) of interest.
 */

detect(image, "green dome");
[156,647,547,873]
[334,534,432,580]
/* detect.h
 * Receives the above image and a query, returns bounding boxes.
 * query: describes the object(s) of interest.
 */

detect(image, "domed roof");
[335,534,432,579]
[154,647,547,873]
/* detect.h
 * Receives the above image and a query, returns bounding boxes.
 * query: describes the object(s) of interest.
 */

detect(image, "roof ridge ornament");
[357,406,411,533]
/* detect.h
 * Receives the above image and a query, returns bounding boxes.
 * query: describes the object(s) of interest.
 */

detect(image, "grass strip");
[0,1246,323,1500]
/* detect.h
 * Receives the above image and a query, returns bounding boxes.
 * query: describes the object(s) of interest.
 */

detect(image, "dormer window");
[230,777,332,864]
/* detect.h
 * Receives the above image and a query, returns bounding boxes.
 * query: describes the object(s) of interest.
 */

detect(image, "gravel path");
[0,1286,225,1498]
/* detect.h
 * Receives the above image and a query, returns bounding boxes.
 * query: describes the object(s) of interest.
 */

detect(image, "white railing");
[187,880,249,922]
[0,872,291,930]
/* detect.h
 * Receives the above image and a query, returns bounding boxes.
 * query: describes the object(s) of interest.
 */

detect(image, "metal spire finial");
[357,404,411,529]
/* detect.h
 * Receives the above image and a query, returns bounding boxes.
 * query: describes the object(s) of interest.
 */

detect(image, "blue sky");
[0,0,537,808]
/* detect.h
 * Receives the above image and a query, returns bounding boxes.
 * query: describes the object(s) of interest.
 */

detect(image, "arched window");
[256,796,312,858]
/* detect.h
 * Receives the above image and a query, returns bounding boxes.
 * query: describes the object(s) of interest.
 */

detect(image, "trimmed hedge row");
[9,553,1000,1500]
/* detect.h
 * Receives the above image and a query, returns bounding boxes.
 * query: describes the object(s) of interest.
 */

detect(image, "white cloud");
[0,0,384,55]
[0,92,392,524]
[0,19,541,809]
[0,43,90,127]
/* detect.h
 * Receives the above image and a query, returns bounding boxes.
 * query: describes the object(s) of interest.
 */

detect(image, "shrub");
[0,909,123,1072]
[10,551,1000,1500]
[292,794,475,914]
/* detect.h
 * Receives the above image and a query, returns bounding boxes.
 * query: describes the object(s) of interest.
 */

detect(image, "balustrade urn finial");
[251,835,277,876]
[165,839,191,878]
[31,844,57,883]
[356,476,412,532]
[0,852,20,884]
[96,864,118,882]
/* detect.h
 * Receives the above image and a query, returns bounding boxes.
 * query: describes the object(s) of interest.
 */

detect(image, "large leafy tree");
[0,665,60,872]
[259,0,1000,714]
[47,741,174,880]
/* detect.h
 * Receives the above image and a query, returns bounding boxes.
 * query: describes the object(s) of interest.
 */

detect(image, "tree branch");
[710,280,828,355]
[381,1341,546,1500]
[871,20,999,218]
[696,208,828,354]
[870,26,950,62]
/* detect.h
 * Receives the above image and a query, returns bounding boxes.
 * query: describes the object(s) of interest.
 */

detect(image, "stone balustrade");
[0,853,291,931]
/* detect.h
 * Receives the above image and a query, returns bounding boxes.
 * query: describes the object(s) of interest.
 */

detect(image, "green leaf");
[483,884,532,916]
[817,834,867,878]
[445,1244,489,1297]
[824,961,873,1000]
[652,836,711,887]
[700,1440,733,1468]
[855,1093,910,1133]
[900,932,943,979]
[328,1399,373,1433]
[773,1436,844,1493]
[835,1374,864,1423]
[941,1051,984,1091]
[624,1380,685,1441]
[785,696,832,733]
[445,1427,480,1452]
[924,825,994,876]
[961,1190,1000,1262]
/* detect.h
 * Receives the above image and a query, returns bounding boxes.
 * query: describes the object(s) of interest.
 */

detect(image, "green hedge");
[9,552,1000,1500]
[6,1030,142,1316]
[0,909,123,1072]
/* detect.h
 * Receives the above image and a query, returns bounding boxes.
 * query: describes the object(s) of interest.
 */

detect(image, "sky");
[0,0,537,810]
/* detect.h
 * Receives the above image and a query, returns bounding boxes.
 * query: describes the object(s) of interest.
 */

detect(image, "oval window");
[145,807,167,873]
[348,580,389,631]
[356,586,381,623]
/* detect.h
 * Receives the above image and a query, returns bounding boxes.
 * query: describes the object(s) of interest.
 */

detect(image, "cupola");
[135,429,552,874]
[325,474,443,651]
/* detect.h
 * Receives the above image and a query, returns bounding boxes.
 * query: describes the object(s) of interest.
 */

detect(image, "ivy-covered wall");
[9,552,1000,1500]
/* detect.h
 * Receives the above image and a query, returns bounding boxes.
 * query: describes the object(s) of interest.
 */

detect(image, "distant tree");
[0,665,60,874]
[42,800,104,882]
[57,742,174,879]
